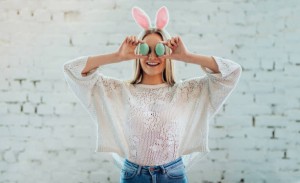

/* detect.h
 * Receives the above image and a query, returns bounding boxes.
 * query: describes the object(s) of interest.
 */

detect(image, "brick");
[33,9,51,22]
[1,1,300,182]
[22,102,36,114]
[255,115,288,128]
[226,103,272,115]
[37,103,54,115]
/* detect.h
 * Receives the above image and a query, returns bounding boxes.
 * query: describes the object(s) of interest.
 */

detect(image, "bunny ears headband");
[131,6,169,31]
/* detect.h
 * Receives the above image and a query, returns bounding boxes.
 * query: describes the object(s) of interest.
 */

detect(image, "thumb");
[158,40,167,45]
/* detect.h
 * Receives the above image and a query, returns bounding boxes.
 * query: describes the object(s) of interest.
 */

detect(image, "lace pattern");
[125,86,183,165]
[62,55,100,109]
[62,55,242,172]
[201,56,242,118]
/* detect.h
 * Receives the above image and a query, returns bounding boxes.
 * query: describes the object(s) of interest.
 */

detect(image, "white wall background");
[1,0,299,183]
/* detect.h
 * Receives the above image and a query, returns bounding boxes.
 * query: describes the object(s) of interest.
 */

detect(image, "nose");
[149,52,157,60]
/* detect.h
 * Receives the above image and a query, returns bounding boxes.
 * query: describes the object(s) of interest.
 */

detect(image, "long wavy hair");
[127,28,176,86]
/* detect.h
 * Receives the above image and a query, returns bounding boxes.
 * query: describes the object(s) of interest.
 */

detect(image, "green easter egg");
[155,43,165,56]
[139,43,149,55]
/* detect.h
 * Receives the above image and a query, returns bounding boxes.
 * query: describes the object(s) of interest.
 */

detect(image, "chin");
[142,66,165,75]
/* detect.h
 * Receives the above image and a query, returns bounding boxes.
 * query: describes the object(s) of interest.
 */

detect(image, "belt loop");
[137,165,142,175]
[160,165,166,174]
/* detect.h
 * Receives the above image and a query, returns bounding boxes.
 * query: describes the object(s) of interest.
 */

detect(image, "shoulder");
[96,72,128,90]
[175,76,207,89]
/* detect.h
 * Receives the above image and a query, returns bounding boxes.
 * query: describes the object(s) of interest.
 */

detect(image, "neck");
[140,73,164,85]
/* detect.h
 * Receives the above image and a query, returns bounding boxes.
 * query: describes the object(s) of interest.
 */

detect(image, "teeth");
[147,62,159,66]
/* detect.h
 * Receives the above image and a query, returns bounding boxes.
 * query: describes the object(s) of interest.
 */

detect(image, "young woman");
[63,6,242,183]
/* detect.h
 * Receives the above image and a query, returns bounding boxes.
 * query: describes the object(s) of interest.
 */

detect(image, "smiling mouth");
[146,62,160,67]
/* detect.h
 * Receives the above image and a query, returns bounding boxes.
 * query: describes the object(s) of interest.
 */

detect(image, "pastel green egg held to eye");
[139,43,149,55]
[155,43,165,56]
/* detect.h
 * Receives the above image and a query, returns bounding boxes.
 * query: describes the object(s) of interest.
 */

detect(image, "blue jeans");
[119,157,189,183]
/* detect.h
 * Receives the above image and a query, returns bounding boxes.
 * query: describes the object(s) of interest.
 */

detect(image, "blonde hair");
[126,28,176,86]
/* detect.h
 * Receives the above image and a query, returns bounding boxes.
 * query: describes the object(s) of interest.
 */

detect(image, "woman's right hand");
[117,35,149,61]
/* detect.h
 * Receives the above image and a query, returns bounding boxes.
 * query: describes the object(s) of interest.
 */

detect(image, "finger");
[128,36,132,45]
[175,36,180,44]
[130,36,135,45]
[170,39,177,47]
[172,42,177,47]
[132,36,137,44]
[138,39,145,44]
[133,36,138,45]
[159,40,167,45]
[159,39,172,49]
[127,36,132,44]
[166,41,173,48]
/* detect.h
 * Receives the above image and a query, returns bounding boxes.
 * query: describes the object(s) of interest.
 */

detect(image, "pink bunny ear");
[132,6,151,30]
[155,6,169,30]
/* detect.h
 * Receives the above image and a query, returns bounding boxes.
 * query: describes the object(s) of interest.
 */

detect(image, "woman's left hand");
[158,36,189,61]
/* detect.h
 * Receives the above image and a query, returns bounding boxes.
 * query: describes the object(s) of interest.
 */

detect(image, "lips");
[146,61,160,67]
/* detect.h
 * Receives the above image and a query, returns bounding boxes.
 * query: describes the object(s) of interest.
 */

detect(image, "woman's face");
[139,33,166,77]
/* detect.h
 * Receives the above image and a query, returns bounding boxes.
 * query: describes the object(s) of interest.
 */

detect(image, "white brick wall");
[1,0,299,183]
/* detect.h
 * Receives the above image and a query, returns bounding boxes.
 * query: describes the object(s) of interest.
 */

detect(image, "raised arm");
[82,35,148,76]
[185,53,220,74]
[62,35,149,110]
[159,36,242,119]
[177,54,242,120]
[81,52,122,76]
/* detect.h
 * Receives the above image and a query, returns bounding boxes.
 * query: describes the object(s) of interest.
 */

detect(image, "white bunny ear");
[132,6,151,30]
[155,6,169,30]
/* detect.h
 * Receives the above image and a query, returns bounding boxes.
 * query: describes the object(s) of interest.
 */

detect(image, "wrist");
[182,51,193,63]
[113,51,124,63]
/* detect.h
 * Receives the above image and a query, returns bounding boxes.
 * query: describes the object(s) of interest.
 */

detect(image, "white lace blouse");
[62,55,242,172]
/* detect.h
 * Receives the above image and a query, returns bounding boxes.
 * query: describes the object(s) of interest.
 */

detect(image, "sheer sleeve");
[62,56,124,119]
[201,56,242,119]
[62,56,100,109]
[63,56,128,158]
[176,56,242,120]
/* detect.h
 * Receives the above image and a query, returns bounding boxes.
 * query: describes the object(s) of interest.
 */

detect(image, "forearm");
[184,53,220,73]
[81,51,123,74]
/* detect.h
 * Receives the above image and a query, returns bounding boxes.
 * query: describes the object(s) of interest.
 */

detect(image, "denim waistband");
[123,157,184,174]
